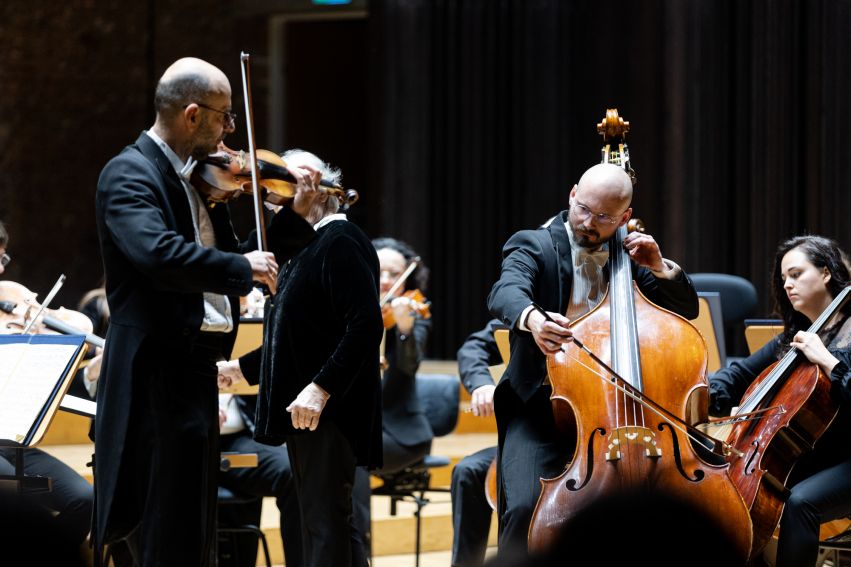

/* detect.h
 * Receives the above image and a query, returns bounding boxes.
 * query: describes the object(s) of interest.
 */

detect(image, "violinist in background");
[217,149,383,567]
[352,237,433,557]
[0,219,93,564]
[710,235,851,567]
[487,163,698,556]
[94,57,318,565]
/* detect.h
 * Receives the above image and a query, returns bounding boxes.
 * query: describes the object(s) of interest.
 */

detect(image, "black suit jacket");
[487,210,699,404]
[457,318,506,396]
[241,219,384,468]
[382,319,433,447]
[93,132,309,546]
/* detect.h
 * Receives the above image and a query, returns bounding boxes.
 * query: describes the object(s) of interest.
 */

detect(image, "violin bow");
[22,274,65,334]
[379,257,420,307]
[240,52,268,254]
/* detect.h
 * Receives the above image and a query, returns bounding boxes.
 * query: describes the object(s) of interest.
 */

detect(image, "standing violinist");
[352,237,433,557]
[94,57,319,565]
[710,235,851,567]
[486,163,699,556]
[0,220,93,565]
[217,149,383,567]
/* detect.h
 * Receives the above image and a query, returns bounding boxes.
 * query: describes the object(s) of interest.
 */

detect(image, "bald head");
[576,163,633,205]
[154,57,231,119]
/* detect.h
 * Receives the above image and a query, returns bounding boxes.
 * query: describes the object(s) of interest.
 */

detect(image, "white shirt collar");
[314,213,347,230]
[145,130,198,180]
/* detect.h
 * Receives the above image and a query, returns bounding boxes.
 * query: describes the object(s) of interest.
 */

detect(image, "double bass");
[526,109,753,561]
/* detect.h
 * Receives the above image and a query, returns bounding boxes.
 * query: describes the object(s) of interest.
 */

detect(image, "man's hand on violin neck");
[244,250,278,294]
[290,165,322,219]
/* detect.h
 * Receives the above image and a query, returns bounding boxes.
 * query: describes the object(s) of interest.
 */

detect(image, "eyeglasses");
[570,200,625,225]
[1,253,10,267]
[187,102,237,127]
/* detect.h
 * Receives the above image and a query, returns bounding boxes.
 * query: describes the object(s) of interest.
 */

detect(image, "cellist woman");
[486,162,699,556]
[710,235,851,567]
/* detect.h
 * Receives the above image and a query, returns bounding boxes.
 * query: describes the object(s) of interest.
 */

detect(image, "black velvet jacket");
[241,218,384,468]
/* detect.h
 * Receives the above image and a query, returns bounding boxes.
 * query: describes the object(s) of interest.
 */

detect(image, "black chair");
[372,373,461,567]
[818,524,851,567]
[216,485,272,567]
[690,273,759,364]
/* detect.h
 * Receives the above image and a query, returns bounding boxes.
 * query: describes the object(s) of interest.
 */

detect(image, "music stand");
[0,334,88,493]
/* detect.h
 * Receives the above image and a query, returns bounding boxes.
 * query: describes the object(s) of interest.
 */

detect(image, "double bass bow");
[526,109,753,561]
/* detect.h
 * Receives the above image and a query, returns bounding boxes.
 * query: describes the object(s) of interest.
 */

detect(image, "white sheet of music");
[0,342,78,443]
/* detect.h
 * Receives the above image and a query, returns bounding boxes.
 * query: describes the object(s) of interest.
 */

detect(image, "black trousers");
[218,432,303,567]
[0,446,93,559]
[118,333,223,567]
[496,386,571,557]
[451,445,497,567]
[286,420,366,567]
[775,419,851,567]
[351,431,431,559]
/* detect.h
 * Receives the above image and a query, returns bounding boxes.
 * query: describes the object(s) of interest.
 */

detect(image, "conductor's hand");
[244,250,278,294]
[287,383,330,431]
[470,384,496,417]
[623,232,666,272]
[289,165,323,220]
[527,309,572,355]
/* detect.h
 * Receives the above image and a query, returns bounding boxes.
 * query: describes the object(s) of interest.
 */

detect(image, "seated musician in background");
[0,219,93,563]
[487,163,698,556]
[352,237,433,557]
[709,235,851,567]
[218,149,383,567]
[451,318,504,567]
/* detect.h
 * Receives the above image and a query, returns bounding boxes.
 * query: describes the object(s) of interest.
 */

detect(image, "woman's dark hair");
[371,237,429,292]
[771,235,851,348]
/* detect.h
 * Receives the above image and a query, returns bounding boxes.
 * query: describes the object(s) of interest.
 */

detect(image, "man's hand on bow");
[527,309,572,355]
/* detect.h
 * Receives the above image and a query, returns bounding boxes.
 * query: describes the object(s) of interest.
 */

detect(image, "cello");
[722,285,851,559]
[526,109,753,561]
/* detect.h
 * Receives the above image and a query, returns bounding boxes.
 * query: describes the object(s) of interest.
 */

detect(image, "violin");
[0,280,105,348]
[381,289,432,330]
[192,144,359,208]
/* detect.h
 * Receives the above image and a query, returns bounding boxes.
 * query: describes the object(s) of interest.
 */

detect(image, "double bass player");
[487,162,699,556]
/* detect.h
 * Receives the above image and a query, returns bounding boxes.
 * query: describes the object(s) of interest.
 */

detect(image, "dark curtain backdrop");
[1,1,849,360]
[370,0,851,358]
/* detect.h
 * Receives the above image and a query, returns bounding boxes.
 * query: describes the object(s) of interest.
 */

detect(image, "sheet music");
[0,341,78,443]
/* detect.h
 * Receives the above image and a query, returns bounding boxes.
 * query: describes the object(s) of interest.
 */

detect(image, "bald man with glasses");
[94,57,321,566]
[487,163,700,557]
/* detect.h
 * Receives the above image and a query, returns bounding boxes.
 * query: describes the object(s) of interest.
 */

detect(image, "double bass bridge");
[606,426,661,460]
